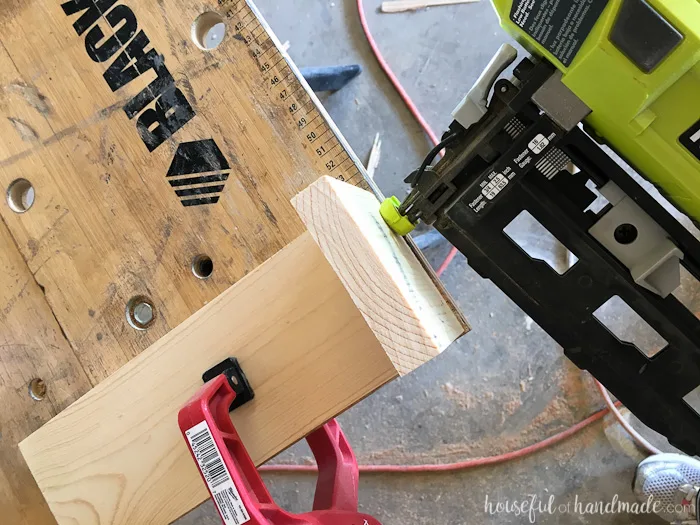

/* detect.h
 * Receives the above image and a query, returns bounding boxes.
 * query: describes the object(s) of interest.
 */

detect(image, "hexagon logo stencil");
[167,140,231,206]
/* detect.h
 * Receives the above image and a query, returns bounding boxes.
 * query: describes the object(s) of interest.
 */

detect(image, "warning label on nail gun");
[510,0,610,66]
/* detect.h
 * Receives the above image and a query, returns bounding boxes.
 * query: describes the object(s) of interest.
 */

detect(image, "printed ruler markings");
[221,0,370,191]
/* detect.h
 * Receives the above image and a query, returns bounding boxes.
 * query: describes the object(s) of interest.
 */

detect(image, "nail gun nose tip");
[380,196,415,236]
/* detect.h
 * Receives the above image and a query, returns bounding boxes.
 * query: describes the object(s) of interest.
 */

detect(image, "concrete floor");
[176,1,681,523]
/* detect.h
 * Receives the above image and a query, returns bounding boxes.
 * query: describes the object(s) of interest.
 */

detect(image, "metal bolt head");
[126,296,156,330]
[133,302,153,325]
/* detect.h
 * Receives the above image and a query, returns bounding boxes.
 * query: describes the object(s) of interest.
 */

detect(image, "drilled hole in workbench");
[192,12,226,50]
[28,378,46,401]
[126,296,156,331]
[192,255,214,280]
[7,178,35,213]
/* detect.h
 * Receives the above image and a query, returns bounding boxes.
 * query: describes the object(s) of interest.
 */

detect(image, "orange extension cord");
[259,0,657,476]
[259,403,621,474]
[354,0,459,278]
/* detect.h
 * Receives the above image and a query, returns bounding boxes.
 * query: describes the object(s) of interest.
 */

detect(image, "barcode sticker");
[186,421,251,525]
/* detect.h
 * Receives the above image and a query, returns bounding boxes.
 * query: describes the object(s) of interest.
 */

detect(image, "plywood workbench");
[0,1,463,524]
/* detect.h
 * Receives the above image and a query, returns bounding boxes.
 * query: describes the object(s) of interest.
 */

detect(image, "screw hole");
[192,12,226,50]
[7,179,35,213]
[230,376,239,386]
[28,378,46,401]
[614,223,639,245]
[192,255,214,280]
[126,296,156,330]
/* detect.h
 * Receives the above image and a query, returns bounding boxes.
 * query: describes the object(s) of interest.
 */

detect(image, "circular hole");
[192,255,214,280]
[614,223,639,245]
[230,376,239,386]
[126,296,156,330]
[192,12,226,50]
[7,178,35,213]
[28,378,46,401]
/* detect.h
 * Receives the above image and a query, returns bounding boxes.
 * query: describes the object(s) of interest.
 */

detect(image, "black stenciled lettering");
[136,87,195,152]
[123,57,175,118]
[85,5,137,63]
[63,1,200,153]
[61,0,118,36]
[103,31,160,92]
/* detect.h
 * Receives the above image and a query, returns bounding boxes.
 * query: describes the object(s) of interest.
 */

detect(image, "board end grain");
[292,176,468,376]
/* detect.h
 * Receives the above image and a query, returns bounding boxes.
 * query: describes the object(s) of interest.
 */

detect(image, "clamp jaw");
[179,372,381,525]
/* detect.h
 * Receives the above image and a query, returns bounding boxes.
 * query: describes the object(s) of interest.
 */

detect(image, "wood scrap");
[293,177,466,367]
[381,0,480,13]
[366,133,382,179]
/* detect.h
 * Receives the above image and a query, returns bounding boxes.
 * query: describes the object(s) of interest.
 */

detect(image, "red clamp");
[179,374,382,525]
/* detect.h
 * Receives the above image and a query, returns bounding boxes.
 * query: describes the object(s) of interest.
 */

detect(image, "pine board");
[20,178,465,525]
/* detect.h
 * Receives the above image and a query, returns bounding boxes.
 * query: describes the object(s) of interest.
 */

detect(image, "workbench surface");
[0,1,374,523]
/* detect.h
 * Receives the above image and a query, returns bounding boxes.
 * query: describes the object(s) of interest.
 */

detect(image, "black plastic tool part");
[409,60,700,455]
[610,0,683,73]
[202,358,255,412]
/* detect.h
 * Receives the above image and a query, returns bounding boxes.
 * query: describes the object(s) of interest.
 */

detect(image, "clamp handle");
[179,374,382,525]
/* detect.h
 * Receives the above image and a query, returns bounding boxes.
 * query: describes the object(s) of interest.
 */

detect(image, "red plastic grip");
[179,374,382,525]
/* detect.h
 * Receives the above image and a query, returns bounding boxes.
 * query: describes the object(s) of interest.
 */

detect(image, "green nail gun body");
[382,0,700,454]
[498,0,700,220]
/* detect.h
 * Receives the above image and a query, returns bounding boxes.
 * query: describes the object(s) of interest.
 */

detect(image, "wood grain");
[0,217,92,525]
[0,0,376,387]
[293,177,467,375]
[0,1,461,521]
[20,221,463,525]
[0,0,380,520]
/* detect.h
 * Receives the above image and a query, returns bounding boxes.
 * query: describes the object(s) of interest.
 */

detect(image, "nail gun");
[381,0,700,454]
